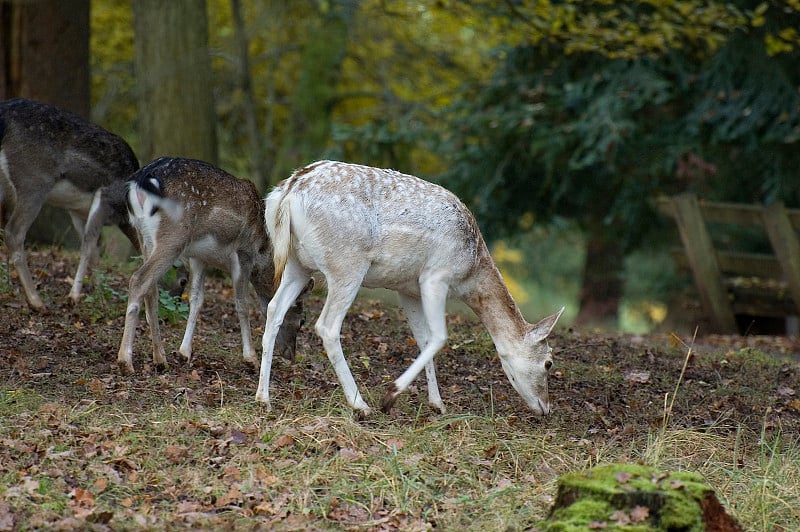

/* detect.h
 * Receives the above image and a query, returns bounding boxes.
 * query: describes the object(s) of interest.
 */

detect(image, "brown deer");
[256,160,563,416]
[118,157,303,374]
[0,98,139,312]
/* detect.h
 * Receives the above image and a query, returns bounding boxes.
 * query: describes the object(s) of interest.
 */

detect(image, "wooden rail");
[657,193,800,334]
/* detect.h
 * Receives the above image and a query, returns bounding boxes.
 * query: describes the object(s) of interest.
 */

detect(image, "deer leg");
[382,276,449,413]
[4,192,49,311]
[255,260,312,409]
[178,257,205,364]
[117,243,177,374]
[398,293,445,414]
[315,270,371,415]
[69,190,104,304]
[230,254,257,365]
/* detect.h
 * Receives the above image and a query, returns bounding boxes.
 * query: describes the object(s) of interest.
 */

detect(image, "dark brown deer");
[0,98,139,312]
[118,157,303,374]
[256,161,563,416]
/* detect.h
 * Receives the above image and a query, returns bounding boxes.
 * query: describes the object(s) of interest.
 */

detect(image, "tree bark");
[575,226,623,328]
[132,0,217,165]
[1,0,90,247]
[230,0,267,190]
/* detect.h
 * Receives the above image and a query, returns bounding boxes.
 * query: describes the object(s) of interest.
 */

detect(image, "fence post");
[762,202,800,315]
[672,194,738,333]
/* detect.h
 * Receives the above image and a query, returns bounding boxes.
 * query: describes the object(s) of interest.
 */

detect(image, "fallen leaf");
[338,447,363,461]
[386,438,404,451]
[230,429,248,444]
[615,471,633,484]
[777,386,795,397]
[272,434,294,450]
[86,511,114,524]
[630,505,650,522]
[609,510,630,525]
[71,488,95,508]
[165,445,189,464]
[93,477,108,492]
[588,521,607,529]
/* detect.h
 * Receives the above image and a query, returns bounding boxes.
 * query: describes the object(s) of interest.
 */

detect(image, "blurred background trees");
[5,0,799,331]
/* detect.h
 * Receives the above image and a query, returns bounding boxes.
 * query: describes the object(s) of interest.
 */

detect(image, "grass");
[1,249,798,529]
[1,383,798,530]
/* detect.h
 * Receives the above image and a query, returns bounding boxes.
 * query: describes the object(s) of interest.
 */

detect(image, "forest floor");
[1,247,799,530]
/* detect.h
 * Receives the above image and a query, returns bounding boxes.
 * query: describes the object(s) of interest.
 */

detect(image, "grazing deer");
[0,98,140,312]
[256,160,564,416]
[118,157,304,374]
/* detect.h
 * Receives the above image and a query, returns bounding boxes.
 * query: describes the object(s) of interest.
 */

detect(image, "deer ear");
[525,307,565,343]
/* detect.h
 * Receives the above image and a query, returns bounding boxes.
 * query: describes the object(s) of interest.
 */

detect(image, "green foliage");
[437,2,800,248]
[83,272,126,322]
[157,288,189,325]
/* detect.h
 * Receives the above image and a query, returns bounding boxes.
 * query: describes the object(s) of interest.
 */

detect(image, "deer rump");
[117,157,301,375]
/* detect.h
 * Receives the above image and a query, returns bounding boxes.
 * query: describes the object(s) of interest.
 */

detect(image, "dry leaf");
[92,477,108,492]
[272,434,295,449]
[386,438,405,451]
[484,445,498,459]
[630,505,650,522]
[588,521,607,529]
[609,510,630,525]
[615,471,633,484]
[165,445,188,464]
[776,386,795,397]
[71,488,95,508]
[338,447,362,461]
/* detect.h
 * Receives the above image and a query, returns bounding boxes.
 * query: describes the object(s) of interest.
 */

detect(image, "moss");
[540,464,723,532]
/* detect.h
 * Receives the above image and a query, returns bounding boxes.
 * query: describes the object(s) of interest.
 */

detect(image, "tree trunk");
[132,0,217,165]
[231,0,267,190]
[575,226,623,328]
[1,0,90,248]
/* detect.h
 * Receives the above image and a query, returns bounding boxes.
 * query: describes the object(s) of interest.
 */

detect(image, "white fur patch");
[0,150,10,181]
[128,183,162,252]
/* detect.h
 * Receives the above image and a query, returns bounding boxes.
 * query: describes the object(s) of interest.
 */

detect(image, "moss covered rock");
[539,463,742,531]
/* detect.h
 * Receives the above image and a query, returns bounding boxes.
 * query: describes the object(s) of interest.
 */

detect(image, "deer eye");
[544,360,553,371]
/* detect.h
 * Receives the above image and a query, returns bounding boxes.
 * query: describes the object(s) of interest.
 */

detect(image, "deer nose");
[537,398,552,416]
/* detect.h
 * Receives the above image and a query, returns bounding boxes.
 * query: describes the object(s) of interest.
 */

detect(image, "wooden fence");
[657,193,800,334]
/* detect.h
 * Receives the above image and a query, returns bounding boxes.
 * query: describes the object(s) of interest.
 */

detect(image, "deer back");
[267,160,489,295]
[128,157,270,273]
[0,98,138,194]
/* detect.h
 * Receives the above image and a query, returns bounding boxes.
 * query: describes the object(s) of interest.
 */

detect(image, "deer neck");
[465,259,528,357]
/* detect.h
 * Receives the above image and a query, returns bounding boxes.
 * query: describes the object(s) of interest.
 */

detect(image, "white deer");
[0,98,140,312]
[117,157,304,374]
[256,160,564,416]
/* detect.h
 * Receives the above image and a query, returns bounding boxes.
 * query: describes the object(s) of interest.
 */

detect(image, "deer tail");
[265,188,292,287]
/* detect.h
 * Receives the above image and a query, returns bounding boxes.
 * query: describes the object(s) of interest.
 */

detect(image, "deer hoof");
[30,302,49,315]
[117,360,134,375]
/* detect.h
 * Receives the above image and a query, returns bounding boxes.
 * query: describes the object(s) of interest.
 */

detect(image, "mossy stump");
[539,463,742,531]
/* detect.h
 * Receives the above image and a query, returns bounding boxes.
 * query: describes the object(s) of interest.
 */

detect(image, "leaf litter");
[0,248,798,529]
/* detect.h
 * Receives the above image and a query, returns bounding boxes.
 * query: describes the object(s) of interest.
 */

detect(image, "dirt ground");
[1,247,798,441]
